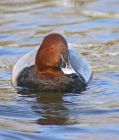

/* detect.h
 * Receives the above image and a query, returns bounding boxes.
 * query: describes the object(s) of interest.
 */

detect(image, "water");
[0,0,119,139]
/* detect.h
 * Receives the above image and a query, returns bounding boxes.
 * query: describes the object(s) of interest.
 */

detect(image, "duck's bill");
[60,53,78,77]
[61,65,77,75]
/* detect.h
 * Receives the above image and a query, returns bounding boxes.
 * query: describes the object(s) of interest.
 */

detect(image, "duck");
[12,33,92,92]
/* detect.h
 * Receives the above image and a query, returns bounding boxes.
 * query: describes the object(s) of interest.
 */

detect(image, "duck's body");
[12,33,91,92]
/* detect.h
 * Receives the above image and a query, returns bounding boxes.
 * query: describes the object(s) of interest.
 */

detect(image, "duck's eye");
[50,47,54,51]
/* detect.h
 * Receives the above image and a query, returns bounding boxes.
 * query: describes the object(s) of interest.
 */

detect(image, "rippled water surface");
[0,0,119,139]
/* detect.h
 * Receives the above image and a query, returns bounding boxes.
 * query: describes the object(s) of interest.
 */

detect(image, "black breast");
[17,66,86,92]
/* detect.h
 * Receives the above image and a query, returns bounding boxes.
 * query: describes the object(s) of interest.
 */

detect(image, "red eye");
[50,47,54,51]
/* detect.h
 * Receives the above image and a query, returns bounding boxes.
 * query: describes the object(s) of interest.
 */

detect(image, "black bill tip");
[66,73,78,79]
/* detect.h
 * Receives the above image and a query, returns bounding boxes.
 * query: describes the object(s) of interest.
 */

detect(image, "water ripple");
[0,0,119,140]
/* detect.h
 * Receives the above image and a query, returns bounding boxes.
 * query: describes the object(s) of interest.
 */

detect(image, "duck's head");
[35,33,78,79]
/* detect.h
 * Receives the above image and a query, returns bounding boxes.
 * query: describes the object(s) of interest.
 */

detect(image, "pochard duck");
[12,33,92,92]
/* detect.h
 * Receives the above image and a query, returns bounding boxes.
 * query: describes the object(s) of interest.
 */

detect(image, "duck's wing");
[12,47,39,87]
[68,44,92,83]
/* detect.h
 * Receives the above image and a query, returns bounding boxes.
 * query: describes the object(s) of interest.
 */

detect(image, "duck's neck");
[36,66,63,80]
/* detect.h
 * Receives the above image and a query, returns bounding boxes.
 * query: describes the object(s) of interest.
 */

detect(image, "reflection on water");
[34,92,68,125]
[19,91,69,125]
[0,0,119,139]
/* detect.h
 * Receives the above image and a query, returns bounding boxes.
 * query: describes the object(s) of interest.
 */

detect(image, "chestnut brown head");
[35,33,78,78]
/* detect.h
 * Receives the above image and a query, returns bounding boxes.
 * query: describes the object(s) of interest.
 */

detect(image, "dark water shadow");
[18,90,81,125]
